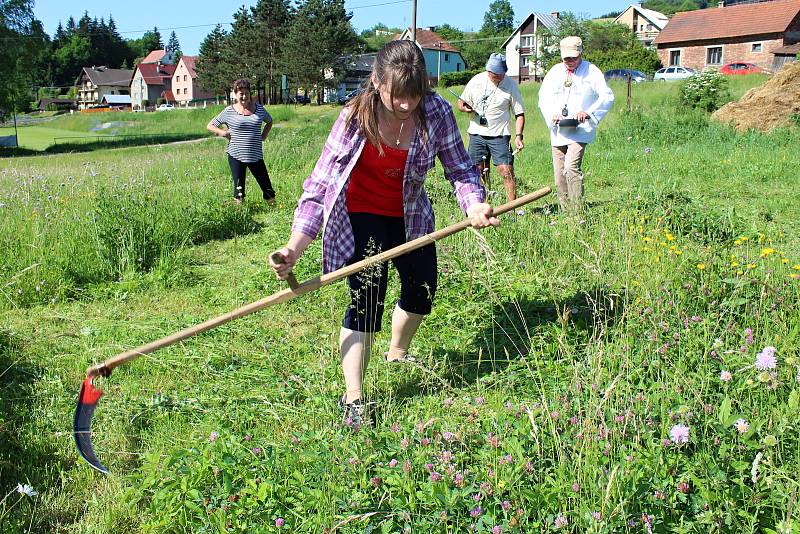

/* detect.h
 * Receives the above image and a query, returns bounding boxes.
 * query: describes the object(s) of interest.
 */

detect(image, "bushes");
[680,69,731,112]
[439,69,482,87]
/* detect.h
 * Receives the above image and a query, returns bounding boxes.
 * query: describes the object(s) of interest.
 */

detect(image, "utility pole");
[13,106,19,148]
[412,0,417,42]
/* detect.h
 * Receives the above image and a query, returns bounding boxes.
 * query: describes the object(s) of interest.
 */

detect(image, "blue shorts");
[468,134,513,166]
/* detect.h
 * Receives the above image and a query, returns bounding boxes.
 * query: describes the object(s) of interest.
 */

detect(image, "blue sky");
[32,0,620,55]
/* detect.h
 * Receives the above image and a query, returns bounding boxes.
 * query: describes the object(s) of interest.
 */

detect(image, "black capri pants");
[227,155,276,201]
[343,212,437,333]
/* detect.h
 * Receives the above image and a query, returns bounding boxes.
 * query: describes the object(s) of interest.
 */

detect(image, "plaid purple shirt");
[292,92,485,273]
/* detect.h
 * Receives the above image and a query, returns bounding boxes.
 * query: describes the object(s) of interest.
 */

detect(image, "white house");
[502,12,560,83]
[614,4,669,48]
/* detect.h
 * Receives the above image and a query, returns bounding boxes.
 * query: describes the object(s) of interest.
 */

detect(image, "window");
[707,46,722,65]
[646,24,653,31]
[665,67,676,74]
[444,53,450,61]
[457,63,461,72]
[520,35,534,48]
[520,55,530,67]
[751,42,762,53]
[669,50,680,66]
[184,75,187,81]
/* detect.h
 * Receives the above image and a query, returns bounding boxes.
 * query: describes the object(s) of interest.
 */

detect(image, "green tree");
[167,30,182,58]
[53,34,91,83]
[537,14,660,74]
[196,24,230,96]
[281,0,359,103]
[250,0,292,103]
[435,23,463,43]
[481,0,514,36]
[0,0,47,112]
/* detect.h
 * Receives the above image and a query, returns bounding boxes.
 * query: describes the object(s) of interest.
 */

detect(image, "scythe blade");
[73,377,108,473]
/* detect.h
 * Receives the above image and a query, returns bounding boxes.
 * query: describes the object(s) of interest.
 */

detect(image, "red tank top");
[347,140,408,217]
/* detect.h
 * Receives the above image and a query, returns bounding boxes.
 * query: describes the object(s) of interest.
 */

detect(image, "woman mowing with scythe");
[270,40,499,428]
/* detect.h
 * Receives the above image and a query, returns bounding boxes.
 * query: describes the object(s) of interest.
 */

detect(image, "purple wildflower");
[470,506,482,518]
[720,370,732,382]
[554,514,568,529]
[755,347,777,370]
[209,431,219,442]
[389,458,398,468]
[669,424,690,445]
[275,518,285,527]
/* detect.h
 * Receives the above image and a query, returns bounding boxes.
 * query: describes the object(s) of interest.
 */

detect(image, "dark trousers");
[227,155,275,200]
[343,212,438,333]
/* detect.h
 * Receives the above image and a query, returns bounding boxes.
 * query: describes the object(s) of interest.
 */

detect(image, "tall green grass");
[1,76,798,533]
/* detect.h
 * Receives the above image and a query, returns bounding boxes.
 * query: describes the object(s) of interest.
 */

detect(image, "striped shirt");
[292,92,485,274]
[211,103,272,163]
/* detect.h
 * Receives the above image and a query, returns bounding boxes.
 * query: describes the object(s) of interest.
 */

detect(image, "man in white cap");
[457,53,525,201]
[538,36,614,212]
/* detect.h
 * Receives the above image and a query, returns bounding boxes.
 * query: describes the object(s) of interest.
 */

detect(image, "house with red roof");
[130,50,176,111]
[171,55,214,105]
[654,0,800,72]
[397,27,466,83]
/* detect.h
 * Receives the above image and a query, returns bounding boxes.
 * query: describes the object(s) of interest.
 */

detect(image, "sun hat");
[485,53,507,74]
[560,36,583,59]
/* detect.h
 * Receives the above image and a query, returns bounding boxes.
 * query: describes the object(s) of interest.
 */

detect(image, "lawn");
[1,75,798,533]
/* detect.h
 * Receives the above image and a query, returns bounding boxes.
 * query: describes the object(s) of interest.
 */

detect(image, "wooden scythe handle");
[86,186,551,378]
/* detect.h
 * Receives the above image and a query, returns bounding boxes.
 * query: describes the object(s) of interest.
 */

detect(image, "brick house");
[654,0,800,72]
[397,27,466,83]
[613,4,669,48]
[502,12,559,83]
[130,50,176,110]
[171,55,214,105]
[74,66,133,110]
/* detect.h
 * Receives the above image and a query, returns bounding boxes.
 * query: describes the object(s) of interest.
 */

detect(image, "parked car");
[604,69,650,83]
[720,62,768,75]
[156,103,175,111]
[337,89,360,105]
[288,94,311,104]
[653,66,696,81]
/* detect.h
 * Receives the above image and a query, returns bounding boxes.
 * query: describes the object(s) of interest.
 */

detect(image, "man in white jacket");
[538,36,614,212]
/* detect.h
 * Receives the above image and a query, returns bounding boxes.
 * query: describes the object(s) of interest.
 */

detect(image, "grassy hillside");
[1,76,798,532]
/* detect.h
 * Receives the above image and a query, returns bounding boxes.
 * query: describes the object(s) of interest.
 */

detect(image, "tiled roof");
[180,55,198,77]
[136,62,176,86]
[141,49,166,64]
[78,67,134,87]
[398,28,461,53]
[655,0,800,44]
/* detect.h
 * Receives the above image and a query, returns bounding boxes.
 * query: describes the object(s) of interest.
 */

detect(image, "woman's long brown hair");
[346,40,431,155]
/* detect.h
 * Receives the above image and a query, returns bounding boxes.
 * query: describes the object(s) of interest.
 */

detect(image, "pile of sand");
[712,61,800,132]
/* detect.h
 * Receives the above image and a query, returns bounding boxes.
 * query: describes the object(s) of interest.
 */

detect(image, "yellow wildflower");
[731,261,739,267]
[665,233,675,242]
[697,263,706,270]
[675,250,683,256]
[793,265,800,270]
[740,236,749,241]
[760,248,775,257]
[747,263,756,269]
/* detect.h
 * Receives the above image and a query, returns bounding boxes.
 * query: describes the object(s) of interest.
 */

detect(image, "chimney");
[551,11,560,19]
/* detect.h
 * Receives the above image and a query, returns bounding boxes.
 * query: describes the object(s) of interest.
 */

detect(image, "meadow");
[0,75,798,533]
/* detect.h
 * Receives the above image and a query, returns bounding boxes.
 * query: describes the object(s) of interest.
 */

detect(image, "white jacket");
[538,59,614,146]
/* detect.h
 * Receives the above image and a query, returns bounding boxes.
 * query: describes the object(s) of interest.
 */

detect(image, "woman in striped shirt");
[270,41,498,427]
[207,78,275,204]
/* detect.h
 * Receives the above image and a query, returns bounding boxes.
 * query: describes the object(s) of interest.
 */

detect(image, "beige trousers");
[552,142,587,211]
